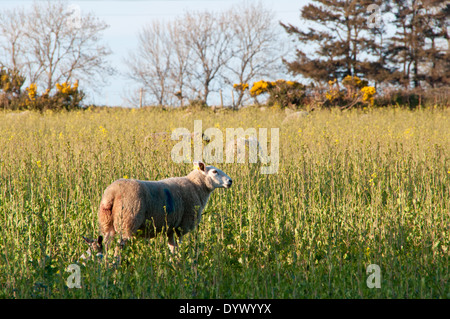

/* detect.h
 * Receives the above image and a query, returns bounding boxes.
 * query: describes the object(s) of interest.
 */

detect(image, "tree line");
[0,0,448,110]
[124,2,283,108]
[282,0,449,91]
[0,0,111,110]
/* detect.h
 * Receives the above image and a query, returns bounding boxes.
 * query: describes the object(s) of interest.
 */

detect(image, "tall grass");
[0,107,449,298]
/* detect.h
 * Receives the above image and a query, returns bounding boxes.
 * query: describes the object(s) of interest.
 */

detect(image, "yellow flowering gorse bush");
[56,80,79,95]
[0,66,25,96]
[250,80,273,97]
[233,83,249,92]
[24,80,84,111]
[26,83,37,101]
[325,75,376,108]
[249,79,306,109]
[361,86,376,105]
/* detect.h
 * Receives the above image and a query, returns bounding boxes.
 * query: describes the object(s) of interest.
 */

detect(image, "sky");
[0,0,310,107]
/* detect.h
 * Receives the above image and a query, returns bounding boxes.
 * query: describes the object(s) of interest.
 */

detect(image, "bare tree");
[226,2,284,108]
[167,21,192,107]
[126,10,234,107]
[0,0,112,94]
[0,7,27,75]
[182,10,234,105]
[126,21,174,106]
[125,3,284,107]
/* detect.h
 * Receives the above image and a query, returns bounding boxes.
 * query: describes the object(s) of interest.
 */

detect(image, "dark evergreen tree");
[281,0,389,84]
[387,0,449,89]
[418,0,449,88]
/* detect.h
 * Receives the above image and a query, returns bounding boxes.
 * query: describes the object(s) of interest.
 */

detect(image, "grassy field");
[0,106,449,298]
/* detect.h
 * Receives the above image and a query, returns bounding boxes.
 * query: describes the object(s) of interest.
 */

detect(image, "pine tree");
[281,0,388,84]
[419,0,449,88]
[387,0,449,89]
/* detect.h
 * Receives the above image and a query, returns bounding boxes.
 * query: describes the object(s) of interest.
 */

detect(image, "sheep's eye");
[211,170,217,174]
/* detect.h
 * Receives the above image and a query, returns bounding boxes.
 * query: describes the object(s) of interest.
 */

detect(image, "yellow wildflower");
[99,125,108,135]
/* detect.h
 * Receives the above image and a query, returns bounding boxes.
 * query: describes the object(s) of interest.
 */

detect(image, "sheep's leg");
[102,230,115,256]
[114,238,128,256]
[113,238,128,265]
[168,232,182,254]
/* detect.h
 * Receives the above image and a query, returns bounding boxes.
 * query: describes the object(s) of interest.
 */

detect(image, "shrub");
[53,80,85,110]
[250,79,306,109]
[0,66,26,109]
[324,75,376,109]
[233,83,249,92]
[186,98,208,111]
[0,67,25,96]
[1,79,85,111]
[250,80,273,97]
[376,87,450,109]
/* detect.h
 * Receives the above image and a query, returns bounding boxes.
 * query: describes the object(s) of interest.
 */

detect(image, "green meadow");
[0,106,449,298]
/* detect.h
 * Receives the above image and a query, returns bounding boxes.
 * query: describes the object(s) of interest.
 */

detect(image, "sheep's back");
[142,177,207,232]
[103,177,206,238]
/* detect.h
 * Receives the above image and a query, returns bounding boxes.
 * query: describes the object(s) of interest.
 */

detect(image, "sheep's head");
[82,236,103,255]
[193,161,232,190]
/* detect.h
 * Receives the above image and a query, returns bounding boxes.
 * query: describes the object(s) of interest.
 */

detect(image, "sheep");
[83,161,232,256]
[79,236,104,264]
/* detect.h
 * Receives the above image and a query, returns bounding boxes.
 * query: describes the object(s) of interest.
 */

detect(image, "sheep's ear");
[83,236,102,246]
[193,161,206,172]
[97,236,103,251]
[82,236,93,245]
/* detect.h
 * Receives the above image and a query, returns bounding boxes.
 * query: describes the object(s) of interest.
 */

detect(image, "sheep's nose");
[226,179,232,187]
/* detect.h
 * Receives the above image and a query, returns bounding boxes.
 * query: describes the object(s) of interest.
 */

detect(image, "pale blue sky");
[0,0,310,106]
